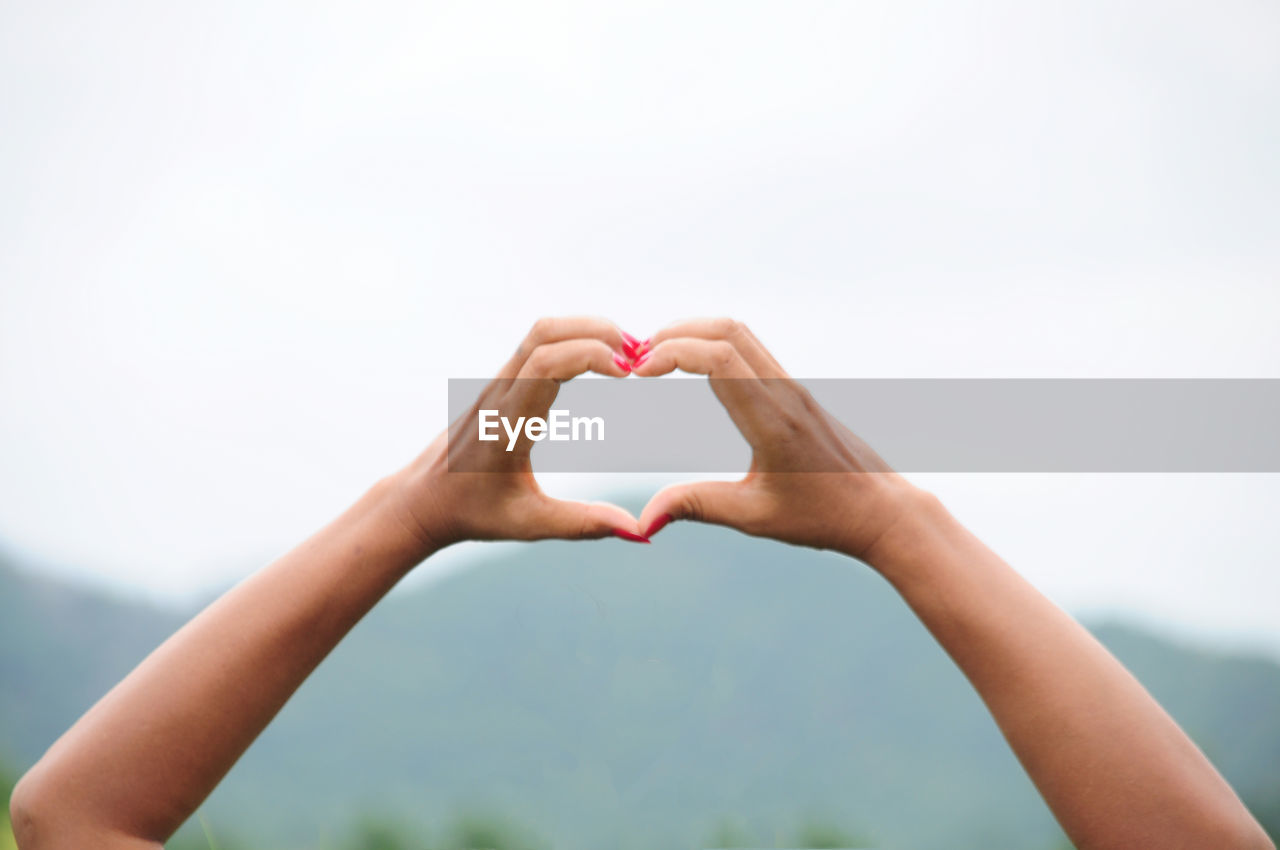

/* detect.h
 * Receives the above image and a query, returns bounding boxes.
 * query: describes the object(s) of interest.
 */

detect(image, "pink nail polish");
[644,513,674,537]
[613,528,651,543]
[612,353,632,372]
[633,352,651,368]
[621,331,641,347]
[621,340,640,360]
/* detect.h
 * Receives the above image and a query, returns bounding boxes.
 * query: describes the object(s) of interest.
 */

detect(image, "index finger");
[496,317,631,381]
[631,336,783,449]
[649,318,789,378]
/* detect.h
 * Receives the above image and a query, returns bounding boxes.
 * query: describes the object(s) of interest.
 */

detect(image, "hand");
[393,317,647,550]
[633,318,926,565]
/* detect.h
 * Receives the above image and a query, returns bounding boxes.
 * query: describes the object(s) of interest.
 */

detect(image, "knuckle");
[798,386,823,416]
[710,341,737,369]
[762,412,801,444]
[682,488,705,522]
[528,317,554,343]
[785,380,817,410]
[760,399,808,446]
[777,409,805,436]
[524,346,552,374]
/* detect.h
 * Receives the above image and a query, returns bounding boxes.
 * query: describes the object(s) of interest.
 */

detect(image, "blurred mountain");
[2,527,1278,849]
[0,552,182,769]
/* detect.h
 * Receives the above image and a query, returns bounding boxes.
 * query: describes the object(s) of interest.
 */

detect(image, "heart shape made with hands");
[428,317,896,552]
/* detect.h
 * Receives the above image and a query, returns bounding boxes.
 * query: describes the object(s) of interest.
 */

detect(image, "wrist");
[367,470,446,564]
[856,484,961,582]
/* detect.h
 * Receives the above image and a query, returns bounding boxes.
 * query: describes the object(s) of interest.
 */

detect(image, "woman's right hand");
[392,317,648,552]
[633,318,930,568]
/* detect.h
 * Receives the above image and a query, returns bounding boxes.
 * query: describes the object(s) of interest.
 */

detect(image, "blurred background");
[2,1,1278,847]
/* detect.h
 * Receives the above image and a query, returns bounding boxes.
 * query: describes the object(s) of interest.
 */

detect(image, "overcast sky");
[2,1,1278,654]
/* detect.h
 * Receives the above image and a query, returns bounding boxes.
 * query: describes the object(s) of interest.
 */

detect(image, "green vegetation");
[3,520,1278,849]
[162,810,882,850]
[2,758,16,850]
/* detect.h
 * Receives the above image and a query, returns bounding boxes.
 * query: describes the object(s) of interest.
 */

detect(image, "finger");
[501,338,627,418]
[481,339,631,454]
[648,319,817,443]
[638,480,760,538]
[524,495,647,542]
[630,337,781,446]
[496,317,631,381]
[649,318,788,378]
[469,320,630,430]
[630,336,757,379]
[515,338,630,381]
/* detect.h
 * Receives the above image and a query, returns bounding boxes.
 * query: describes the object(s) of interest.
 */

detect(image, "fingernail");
[612,353,632,372]
[644,513,674,537]
[633,352,651,368]
[621,331,641,347]
[613,528,651,544]
[621,340,640,360]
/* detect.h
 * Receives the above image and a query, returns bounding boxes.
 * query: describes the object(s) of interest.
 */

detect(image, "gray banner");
[447,379,1280,472]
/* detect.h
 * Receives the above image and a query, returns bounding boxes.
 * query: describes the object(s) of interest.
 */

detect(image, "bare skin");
[634,319,1273,850]
[10,317,1273,850]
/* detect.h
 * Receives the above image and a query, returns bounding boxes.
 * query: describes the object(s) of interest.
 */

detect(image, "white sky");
[2,2,1279,654]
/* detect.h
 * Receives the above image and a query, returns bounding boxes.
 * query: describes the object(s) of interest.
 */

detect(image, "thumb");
[528,496,648,543]
[639,480,757,539]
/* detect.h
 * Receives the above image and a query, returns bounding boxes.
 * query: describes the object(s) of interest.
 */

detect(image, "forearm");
[864,489,1271,850]
[11,317,643,849]
[11,473,435,847]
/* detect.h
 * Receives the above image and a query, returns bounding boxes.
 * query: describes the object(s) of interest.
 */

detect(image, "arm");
[872,494,1271,850]
[9,318,646,849]
[633,318,1273,850]
[11,478,432,848]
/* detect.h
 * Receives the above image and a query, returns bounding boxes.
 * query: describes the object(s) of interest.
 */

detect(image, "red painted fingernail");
[613,528,651,543]
[633,352,651,368]
[612,353,632,372]
[642,337,652,347]
[621,331,641,347]
[644,513,674,537]
[621,340,640,359]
